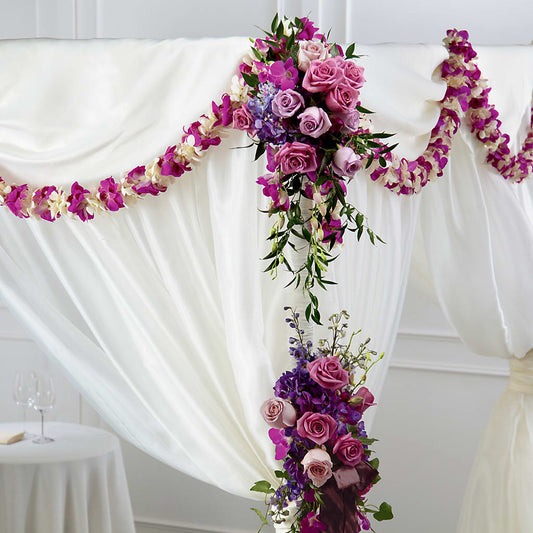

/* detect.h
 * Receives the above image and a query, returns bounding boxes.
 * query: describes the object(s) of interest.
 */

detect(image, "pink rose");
[274,142,318,175]
[307,356,350,390]
[260,397,297,429]
[332,147,362,178]
[232,105,256,133]
[353,386,375,414]
[302,58,344,93]
[297,40,329,71]
[343,61,365,90]
[302,448,333,487]
[333,433,364,466]
[325,83,359,113]
[339,110,360,133]
[296,412,337,445]
[272,89,305,118]
[298,107,332,138]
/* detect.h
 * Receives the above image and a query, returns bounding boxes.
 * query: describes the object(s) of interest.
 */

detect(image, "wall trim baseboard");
[134,517,251,533]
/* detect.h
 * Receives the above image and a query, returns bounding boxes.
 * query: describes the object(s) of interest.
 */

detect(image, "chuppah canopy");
[0,24,532,533]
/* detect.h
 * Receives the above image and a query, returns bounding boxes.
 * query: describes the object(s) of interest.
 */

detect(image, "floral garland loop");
[0,76,249,221]
[369,29,533,194]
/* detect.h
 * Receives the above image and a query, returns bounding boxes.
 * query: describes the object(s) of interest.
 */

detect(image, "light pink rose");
[232,105,256,133]
[272,89,305,118]
[353,386,375,414]
[274,142,318,175]
[260,397,297,429]
[307,356,350,390]
[332,433,364,466]
[296,411,337,445]
[302,58,344,93]
[298,107,332,138]
[339,110,360,133]
[343,61,365,89]
[297,40,329,71]
[325,83,359,113]
[332,147,362,178]
[302,448,333,487]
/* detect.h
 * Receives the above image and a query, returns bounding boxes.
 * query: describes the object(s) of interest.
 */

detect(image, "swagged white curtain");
[418,46,533,532]
[0,38,445,497]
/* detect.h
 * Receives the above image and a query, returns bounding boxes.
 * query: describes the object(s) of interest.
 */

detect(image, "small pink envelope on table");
[0,432,24,445]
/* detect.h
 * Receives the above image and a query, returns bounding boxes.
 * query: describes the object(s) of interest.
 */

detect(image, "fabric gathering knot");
[508,351,533,394]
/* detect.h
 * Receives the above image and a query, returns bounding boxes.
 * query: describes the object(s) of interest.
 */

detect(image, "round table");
[0,422,135,533]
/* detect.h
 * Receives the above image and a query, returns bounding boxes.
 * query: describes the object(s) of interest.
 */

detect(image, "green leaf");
[378,156,387,168]
[254,143,266,161]
[356,104,374,114]
[242,71,260,88]
[276,21,285,39]
[345,43,355,58]
[271,13,279,33]
[369,457,380,470]
[250,480,275,494]
[355,213,364,228]
[305,302,312,322]
[367,229,376,245]
[374,502,394,522]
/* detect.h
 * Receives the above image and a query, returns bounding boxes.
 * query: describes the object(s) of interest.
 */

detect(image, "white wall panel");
[87,0,279,39]
[0,0,37,39]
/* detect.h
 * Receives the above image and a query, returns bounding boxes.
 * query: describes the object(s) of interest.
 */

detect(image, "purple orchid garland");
[369,29,533,193]
[0,92,242,221]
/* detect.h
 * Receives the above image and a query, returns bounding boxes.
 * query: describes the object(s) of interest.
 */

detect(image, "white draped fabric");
[418,46,533,532]
[0,38,445,498]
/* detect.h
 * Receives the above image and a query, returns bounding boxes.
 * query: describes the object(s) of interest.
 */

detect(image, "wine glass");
[12,371,36,438]
[29,374,56,444]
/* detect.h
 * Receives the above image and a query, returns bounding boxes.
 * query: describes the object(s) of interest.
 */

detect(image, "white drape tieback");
[508,351,533,394]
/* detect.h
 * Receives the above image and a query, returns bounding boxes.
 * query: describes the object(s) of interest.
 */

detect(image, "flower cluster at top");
[232,15,395,324]
[369,29,533,194]
[251,308,393,533]
[0,77,249,222]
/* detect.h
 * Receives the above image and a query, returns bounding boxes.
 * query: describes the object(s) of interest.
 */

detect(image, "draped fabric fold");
[417,45,533,532]
[0,37,445,498]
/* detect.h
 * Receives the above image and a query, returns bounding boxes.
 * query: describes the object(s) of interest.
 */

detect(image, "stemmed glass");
[29,374,56,444]
[12,371,37,438]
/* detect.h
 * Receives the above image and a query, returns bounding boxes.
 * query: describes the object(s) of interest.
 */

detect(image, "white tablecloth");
[0,422,135,533]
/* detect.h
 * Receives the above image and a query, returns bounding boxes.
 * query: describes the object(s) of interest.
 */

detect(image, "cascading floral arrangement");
[251,308,393,533]
[232,16,395,324]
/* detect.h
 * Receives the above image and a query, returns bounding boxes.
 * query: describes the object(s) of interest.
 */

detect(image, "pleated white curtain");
[0,38,445,497]
[418,46,533,532]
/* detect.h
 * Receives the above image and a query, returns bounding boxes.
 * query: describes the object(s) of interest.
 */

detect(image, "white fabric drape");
[418,45,533,532]
[0,37,445,498]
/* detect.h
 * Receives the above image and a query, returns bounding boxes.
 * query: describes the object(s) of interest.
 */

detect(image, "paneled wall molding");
[397,329,461,342]
[393,329,511,377]
[135,518,250,533]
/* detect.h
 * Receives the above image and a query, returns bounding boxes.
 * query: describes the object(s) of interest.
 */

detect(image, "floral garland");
[251,309,393,533]
[368,29,533,194]
[0,77,249,221]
